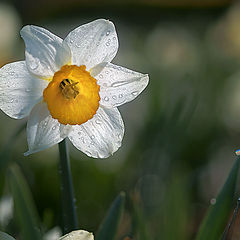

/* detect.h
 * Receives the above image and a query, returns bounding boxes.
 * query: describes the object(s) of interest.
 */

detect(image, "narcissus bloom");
[60,230,93,240]
[0,19,149,158]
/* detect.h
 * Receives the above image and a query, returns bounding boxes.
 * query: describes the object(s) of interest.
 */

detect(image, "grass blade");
[195,156,240,240]
[7,165,42,240]
[96,192,126,240]
[0,232,16,240]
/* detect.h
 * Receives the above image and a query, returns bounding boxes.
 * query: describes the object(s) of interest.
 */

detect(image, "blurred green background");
[1,0,240,239]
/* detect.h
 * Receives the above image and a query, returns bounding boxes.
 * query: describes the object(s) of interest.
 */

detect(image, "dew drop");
[91,135,95,139]
[95,119,101,124]
[119,94,123,98]
[52,126,56,130]
[30,59,39,70]
[131,91,138,96]
[9,72,14,76]
[99,74,103,79]
[25,88,31,92]
[113,37,116,40]
[104,96,109,101]
[85,151,91,156]
[70,39,74,44]
[106,31,110,36]
[75,42,81,48]
[81,137,85,143]
[44,121,48,126]
[111,81,128,87]
[112,95,117,100]
[106,71,109,74]
[106,42,110,47]
[10,99,14,103]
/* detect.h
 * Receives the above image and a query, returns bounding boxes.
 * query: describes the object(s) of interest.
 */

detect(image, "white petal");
[20,25,71,78]
[64,19,118,70]
[0,61,48,119]
[92,63,149,107]
[24,102,71,156]
[68,107,124,158]
[59,230,94,240]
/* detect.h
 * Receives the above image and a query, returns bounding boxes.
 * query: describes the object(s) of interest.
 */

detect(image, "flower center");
[43,65,100,125]
[59,78,79,99]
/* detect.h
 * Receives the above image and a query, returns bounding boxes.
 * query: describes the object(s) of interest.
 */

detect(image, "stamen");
[60,78,79,99]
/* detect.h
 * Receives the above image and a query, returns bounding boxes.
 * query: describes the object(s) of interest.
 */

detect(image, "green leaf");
[96,192,126,240]
[196,156,240,240]
[0,123,26,171]
[7,165,42,240]
[0,232,16,240]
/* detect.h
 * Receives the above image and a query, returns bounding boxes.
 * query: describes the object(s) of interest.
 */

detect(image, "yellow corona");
[43,65,100,125]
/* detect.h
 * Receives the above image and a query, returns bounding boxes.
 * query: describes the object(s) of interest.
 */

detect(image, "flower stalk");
[58,139,78,234]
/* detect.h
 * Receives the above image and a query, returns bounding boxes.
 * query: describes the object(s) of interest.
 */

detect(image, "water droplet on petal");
[106,42,110,47]
[99,74,103,79]
[112,95,117,100]
[119,94,123,98]
[91,135,95,139]
[75,42,81,48]
[29,59,39,70]
[131,91,139,96]
[104,96,109,101]
[52,126,56,130]
[106,31,110,36]
[70,39,74,44]
[95,119,101,124]
[85,151,91,156]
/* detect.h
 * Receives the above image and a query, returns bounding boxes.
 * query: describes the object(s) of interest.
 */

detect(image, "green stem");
[58,139,78,234]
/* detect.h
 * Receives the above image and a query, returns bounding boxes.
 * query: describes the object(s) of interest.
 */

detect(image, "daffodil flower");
[59,230,93,240]
[0,19,149,158]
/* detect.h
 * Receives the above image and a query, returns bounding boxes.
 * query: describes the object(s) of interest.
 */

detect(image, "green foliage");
[96,192,125,240]
[196,157,240,240]
[7,165,42,240]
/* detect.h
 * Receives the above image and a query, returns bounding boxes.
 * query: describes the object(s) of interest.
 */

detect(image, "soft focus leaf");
[96,192,125,240]
[7,165,42,240]
[0,231,16,240]
[196,156,240,240]
[0,123,25,171]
